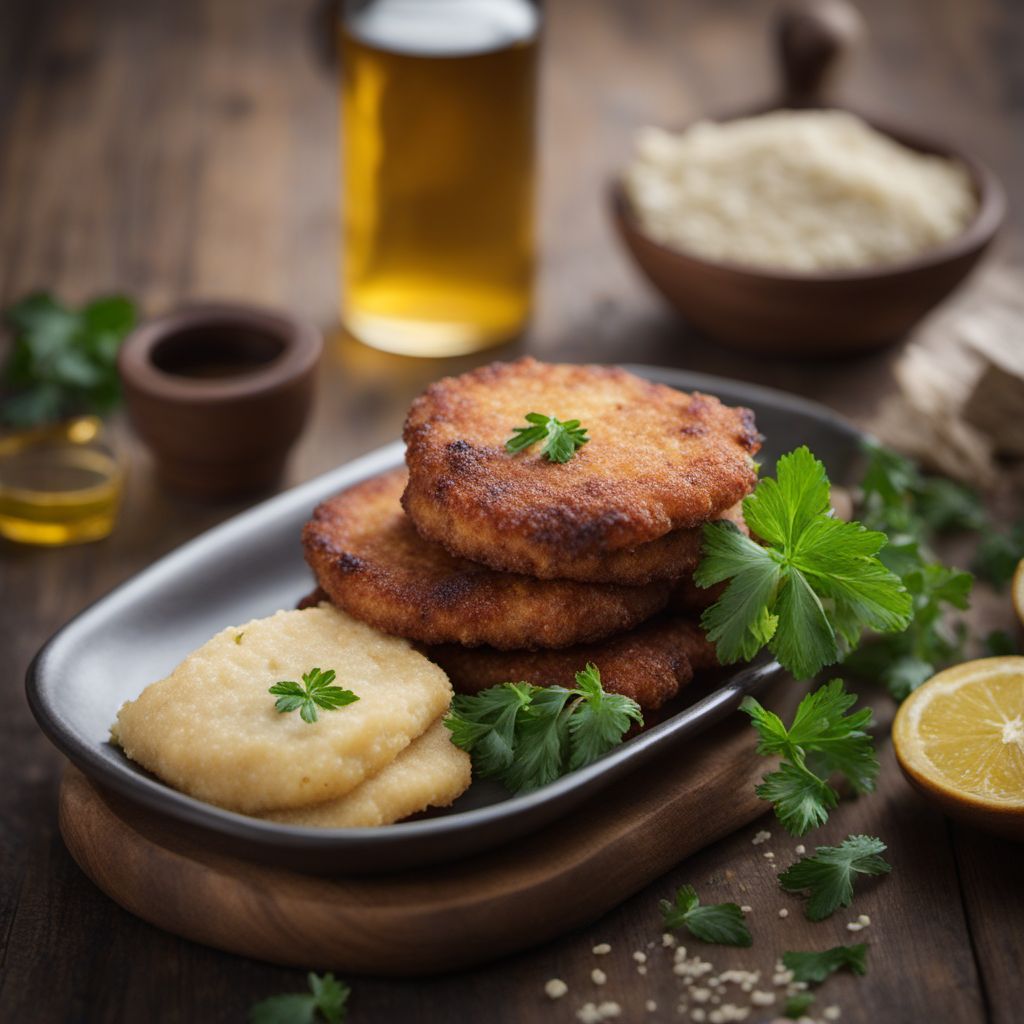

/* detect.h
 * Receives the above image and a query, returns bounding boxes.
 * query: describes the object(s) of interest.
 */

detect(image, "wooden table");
[2,0,1022,1021]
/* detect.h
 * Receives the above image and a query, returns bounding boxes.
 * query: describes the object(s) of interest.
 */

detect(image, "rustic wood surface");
[2,0,1023,1022]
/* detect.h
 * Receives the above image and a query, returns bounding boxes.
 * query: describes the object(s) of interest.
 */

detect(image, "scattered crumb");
[646,1000,658,1013]
[593,943,612,955]
[544,979,568,1000]
[663,932,678,948]
[692,988,712,1003]
[751,991,775,1006]
[633,950,648,963]
[858,914,871,926]
[576,1003,602,1024]
[591,968,607,985]
[752,830,772,845]
[778,908,789,918]
[773,970,794,986]
[795,844,806,855]
[823,1007,842,1021]
[846,922,864,932]
[596,1001,622,1019]
[708,1006,750,1023]
[691,1011,706,1022]
[740,905,753,913]
[762,851,776,860]
[637,965,648,976]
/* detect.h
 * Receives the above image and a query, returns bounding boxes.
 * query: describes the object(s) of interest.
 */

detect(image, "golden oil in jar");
[340,0,539,356]
[0,417,123,546]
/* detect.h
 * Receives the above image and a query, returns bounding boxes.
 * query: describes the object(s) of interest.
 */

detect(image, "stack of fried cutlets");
[301,358,761,712]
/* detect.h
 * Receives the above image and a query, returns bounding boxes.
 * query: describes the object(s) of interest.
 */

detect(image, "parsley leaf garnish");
[782,943,868,983]
[783,992,816,1019]
[444,664,642,793]
[2,292,136,426]
[846,442,976,700]
[779,834,891,921]
[695,446,912,680]
[269,668,359,724]
[741,679,878,835]
[659,884,752,947]
[248,972,350,1024]
[506,412,589,463]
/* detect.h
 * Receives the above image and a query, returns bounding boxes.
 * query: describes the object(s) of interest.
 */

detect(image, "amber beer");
[340,0,539,356]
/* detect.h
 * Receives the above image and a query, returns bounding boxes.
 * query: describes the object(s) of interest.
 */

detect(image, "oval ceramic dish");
[27,367,865,874]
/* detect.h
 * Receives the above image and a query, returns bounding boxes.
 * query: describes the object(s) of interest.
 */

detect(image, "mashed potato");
[624,109,976,273]
[259,720,471,828]
[112,605,453,814]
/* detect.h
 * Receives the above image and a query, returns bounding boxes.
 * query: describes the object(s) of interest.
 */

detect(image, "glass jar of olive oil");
[340,0,540,357]
[0,417,123,546]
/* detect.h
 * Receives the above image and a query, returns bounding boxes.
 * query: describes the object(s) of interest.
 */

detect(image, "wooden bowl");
[118,303,321,498]
[610,1,1007,358]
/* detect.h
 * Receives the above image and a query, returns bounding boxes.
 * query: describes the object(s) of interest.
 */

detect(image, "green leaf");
[783,992,816,1019]
[696,446,911,680]
[269,668,358,725]
[782,943,868,984]
[445,667,639,794]
[248,973,350,1024]
[742,680,878,834]
[567,663,643,770]
[779,835,891,920]
[2,291,136,426]
[505,412,589,463]
[659,885,752,947]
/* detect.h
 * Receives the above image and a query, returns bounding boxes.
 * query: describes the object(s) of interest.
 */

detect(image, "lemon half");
[893,656,1024,840]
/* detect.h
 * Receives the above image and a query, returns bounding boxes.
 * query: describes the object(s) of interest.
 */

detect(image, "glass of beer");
[339,0,540,357]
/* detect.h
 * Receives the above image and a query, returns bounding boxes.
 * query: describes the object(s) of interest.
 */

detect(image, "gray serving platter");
[27,366,865,874]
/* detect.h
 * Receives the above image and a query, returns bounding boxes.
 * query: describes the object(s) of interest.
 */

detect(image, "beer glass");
[340,0,540,356]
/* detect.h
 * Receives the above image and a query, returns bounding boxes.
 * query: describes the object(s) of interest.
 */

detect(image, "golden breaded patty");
[303,469,672,651]
[259,720,471,828]
[112,605,452,814]
[402,358,760,577]
[426,615,717,711]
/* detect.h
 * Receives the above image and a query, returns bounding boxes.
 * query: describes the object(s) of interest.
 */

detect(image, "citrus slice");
[1013,558,1024,629]
[893,656,1024,840]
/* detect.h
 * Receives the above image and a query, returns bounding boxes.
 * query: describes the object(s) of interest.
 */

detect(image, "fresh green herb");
[506,412,589,463]
[783,943,868,983]
[779,834,891,921]
[741,680,878,835]
[659,885,752,947]
[848,443,976,700]
[269,668,359,725]
[234,632,245,645]
[248,972,350,1024]
[2,292,136,426]
[695,446,912,680]
[783,992,816,1019]
[984,629,1017,656]
[974,520,1024,589]
[444,663,642,793]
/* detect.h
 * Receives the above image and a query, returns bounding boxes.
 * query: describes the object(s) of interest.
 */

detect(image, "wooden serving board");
[59,716,770,976]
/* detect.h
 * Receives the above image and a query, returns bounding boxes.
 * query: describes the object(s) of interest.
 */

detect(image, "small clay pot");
[118,303,322,498]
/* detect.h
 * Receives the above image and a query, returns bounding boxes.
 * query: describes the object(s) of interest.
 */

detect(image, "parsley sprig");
[660,885,752,947]
[741,679,878,836]
[248,972,350,1024]
[506,412,589,463]
[779,834,891,920]
[695,446,913,680]
[444,664,642,793]
[2,292,136,426]
[269,668,359,724]
[782,943,868,983]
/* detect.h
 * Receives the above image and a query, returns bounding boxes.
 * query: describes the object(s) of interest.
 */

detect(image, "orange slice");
[893,657,1024,840]
[1013,558,1024,629]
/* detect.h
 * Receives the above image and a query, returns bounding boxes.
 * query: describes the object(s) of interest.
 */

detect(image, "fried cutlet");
[426,615,718,711]
[402,358,761,578]
[303,469,673,651]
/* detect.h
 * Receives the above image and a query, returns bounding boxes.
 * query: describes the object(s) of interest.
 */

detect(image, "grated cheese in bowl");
[623,109,977,274]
